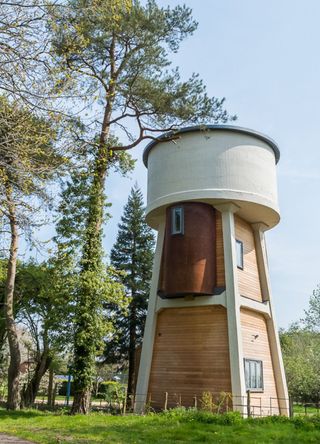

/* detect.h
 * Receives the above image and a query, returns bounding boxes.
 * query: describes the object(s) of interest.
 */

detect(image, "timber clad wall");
[215,211,225,288]
[241,308,279,415]
[148,306,231,409]
[235,216,262,302]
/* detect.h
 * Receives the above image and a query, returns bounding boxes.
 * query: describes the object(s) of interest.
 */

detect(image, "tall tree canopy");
[48,0,235,413]
[108,185,155,400]
[0,96,65,410]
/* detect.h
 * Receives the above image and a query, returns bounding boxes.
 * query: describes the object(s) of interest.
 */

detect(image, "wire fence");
[26,391,320,418]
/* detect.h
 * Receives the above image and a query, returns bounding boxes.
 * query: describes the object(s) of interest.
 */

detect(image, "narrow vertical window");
[244,359,263,391]
[171,206,184,235]
[236,239,244,269]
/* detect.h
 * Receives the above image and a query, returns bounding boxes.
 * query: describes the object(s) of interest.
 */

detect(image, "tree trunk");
[5,186,21,410]
[127,304,137,406]
[47,366,54,408]
[21,351,52,408]
[71,85,115,414]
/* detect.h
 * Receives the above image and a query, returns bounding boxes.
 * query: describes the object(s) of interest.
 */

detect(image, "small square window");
[244,359,263,391]
[171,207,184,235]
[236,239,244,269]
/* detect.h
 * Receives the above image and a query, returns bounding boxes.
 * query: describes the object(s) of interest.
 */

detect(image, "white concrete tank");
[143,125,280,229]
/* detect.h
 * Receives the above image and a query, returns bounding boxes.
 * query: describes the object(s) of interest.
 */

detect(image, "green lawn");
[0,408,320,444]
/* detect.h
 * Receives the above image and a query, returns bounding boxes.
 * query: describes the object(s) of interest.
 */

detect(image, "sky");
[102,0,320,329]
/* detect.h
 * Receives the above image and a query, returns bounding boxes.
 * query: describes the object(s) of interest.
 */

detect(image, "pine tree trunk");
[21,350,52,408]
[127,304,137,405]
[47,367,54,408]
[71,93,114,414]
[5,187,21,410]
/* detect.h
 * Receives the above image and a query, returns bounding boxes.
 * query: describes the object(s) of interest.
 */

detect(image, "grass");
[1,408,320,443]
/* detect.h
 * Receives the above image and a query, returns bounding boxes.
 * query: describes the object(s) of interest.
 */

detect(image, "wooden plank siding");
[148,306,231,409]
[241,308,279,416]
[235,216,262,302]
[215,211,225,288]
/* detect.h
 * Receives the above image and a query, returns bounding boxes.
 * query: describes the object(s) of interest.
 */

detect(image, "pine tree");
[109,185,155,400]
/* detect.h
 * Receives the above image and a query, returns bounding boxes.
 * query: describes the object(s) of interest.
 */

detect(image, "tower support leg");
[134,216,165,413]
[215,203,246,413]
[252,224,290,416]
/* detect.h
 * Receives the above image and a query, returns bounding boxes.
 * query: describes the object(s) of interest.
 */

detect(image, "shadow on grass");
[0,408,48,420]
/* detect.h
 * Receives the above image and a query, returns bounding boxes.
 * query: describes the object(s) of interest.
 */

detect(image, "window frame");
[171,206,184,235]
[244,358,264,392]
[236,239,244,270]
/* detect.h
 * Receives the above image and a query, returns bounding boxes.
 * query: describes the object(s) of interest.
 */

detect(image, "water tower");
[135,125,289,416]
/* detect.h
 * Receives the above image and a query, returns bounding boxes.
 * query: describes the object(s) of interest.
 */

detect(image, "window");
[171,206,184,235]
[236,239,244,269]
[244,359,263,391]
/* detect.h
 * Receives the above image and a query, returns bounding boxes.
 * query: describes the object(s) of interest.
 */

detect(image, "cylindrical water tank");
[143,125,280,230]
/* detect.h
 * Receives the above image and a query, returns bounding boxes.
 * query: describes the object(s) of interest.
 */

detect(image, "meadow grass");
[0,408,320,443]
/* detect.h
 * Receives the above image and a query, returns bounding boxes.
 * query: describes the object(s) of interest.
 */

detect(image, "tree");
[49,0,235,413]
[0,96,65,410]
[15,260,73,407]
[0,1,50,104]
[303,286,320,332]
[53,155,130,414]
[280,324,320,402]
[108,185,155,401]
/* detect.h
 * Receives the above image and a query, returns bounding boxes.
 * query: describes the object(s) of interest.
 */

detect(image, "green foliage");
[105,185,155,392]
[280,325,320,401]
[48,0,235,413]
[303,286,320,332]
[97,381,126,405]
[0,95,63,197]
[48,0,235,145]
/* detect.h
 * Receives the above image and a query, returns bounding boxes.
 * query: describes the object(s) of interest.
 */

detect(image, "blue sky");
[104,0,320,328]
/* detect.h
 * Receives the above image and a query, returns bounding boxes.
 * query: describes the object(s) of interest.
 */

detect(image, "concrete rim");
[142,124,280,167]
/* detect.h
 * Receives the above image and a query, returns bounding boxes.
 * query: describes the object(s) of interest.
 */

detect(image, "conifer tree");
[109,185,155,400]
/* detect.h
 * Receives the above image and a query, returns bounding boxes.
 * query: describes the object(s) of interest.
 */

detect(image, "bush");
[160,407,242,425]
[96,381,126,405]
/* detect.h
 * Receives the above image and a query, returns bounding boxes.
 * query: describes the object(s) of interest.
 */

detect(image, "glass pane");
[250,361,256,388]
[245,360,250,389]
[171,207,183,234]
[256,362,262,388]
[175,209,181,232]
[236,240,243,268]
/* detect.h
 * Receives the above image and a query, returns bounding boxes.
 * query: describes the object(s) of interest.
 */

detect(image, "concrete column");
[252,224,290,416]
[134,216,165,413]
[215,203,246,412]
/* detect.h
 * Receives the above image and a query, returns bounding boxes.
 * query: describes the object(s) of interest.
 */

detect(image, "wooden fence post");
[194,395,198,409]
[164,392,168,411]
[289,397,294,418]
[246,390,251,418]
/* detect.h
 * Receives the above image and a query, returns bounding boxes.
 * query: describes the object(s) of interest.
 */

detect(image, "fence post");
[164,392,168,411]
[246,390,251,418]
[122,388,127,416]
[194,395,198,409]
[289,397,294,418]
[52,382,57,409]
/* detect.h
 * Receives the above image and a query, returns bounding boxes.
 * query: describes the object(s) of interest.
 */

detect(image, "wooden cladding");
[216,211,225,287]
[148,306,231,409]
[158,203,216,298]
[241,308,279,415]
[235,216,262,302]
